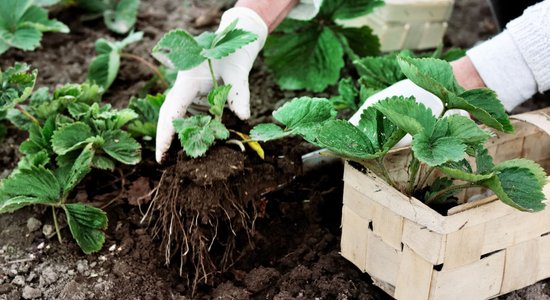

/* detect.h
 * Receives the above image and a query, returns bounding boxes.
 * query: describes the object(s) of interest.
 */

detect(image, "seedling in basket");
[251,55,547,212]
[152,20,258,158]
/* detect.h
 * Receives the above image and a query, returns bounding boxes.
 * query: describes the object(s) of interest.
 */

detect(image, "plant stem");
[15,104,39,125]
[418,166,435,189]
[406,156,420,196]
[121,52,169,89]
[208,59,218,89]
[425,182,478,205]
[52,207,63,244]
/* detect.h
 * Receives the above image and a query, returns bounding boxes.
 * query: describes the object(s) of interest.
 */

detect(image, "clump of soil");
[146,146,295,291]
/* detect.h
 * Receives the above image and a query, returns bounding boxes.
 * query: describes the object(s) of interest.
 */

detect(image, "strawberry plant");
[263,0,382,92]
[332,48,467,112]
[152,20,258,158]
[0,0,69,55]
[87,31,168,91]
[251,55,547,212]
[0,62,142,254]
[76,0,140,34]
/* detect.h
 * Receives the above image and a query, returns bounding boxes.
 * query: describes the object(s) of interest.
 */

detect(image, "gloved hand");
[349,79,469,148]
[155,7,268,163]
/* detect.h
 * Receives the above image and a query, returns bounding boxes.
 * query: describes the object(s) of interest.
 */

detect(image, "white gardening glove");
[155,7,268,163]
[349,79,469,148]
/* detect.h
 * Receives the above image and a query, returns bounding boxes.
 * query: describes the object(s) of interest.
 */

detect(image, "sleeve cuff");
[506,1,550,94]
[288,0,322,20]
[466,30,537,112]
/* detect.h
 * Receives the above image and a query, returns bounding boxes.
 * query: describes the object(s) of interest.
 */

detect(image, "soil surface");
[1,1,550,300]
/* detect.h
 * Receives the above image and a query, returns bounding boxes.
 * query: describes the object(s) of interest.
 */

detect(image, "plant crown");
[251,55,547,212]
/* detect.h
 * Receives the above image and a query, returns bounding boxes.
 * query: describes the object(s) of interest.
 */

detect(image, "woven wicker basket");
[341,108,550,300]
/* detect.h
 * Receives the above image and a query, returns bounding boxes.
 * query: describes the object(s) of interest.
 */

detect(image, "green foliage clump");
[0,63,142,254]
[263,0,383,92]
[251,56,546,212]
[0,0,69,55]
[152,19,257,158]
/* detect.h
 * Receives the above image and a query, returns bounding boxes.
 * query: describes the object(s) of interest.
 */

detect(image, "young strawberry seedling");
[251,55,546,212]
[0,62,142,254]
[0,0,69,55]
[152,19,258,158]
[76,0,140,34]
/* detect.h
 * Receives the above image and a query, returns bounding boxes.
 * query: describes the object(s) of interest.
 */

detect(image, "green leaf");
[127,94,164,138]
[19,6,69,33]
[316,119,379,159]
[19,117,55,155]
[273,97,337,141]
[87,50,120,89]
[411,133,466,167]
[398,55,464,97]
[173,115,229,158]
[446,115,493,145]
[373,96,437,136]
[321,0,384,20]
[493,159,547,188]
[207,84,231,118]
[0,0,68,54]
[481,167,546,212]
[51,122,94,155]
[357,106,405,153]
[13,150,50,174]
[0,63,37,110]
[92,155,115,171]
[195,31,215,49]
[103,0,139,34]
[474,146,494,174]
[101,130,141,165]
[330,77,358,110]
[59,144,94,196]
[334,26,380,57]
[0,0,32,27]
[152,29,206,70]
[265,27,344,92]
[249,123,290,142]
[458,88,513,132]
[106,108,138,129]
[67,102,91,119]
[0,195,56,214]
[202,28,258,60]
[355,54,405,90]
[63,203,107,254]
[2,165,61,201]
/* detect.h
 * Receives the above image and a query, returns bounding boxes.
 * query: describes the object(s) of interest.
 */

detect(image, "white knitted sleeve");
[288,0,323,20]
[466,0,550,111]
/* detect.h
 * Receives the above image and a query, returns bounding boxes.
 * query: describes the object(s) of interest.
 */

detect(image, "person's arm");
[235,0,300,32]
[465,0,550,111]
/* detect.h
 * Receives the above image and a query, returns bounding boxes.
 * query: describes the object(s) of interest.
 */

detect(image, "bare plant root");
[143,146,288,293]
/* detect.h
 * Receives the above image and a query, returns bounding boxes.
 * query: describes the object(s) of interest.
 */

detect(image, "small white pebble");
[108,244,116,252]
[36,242,45,250]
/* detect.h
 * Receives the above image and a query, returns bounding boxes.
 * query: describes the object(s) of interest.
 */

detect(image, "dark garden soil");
[1,0,550,299]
